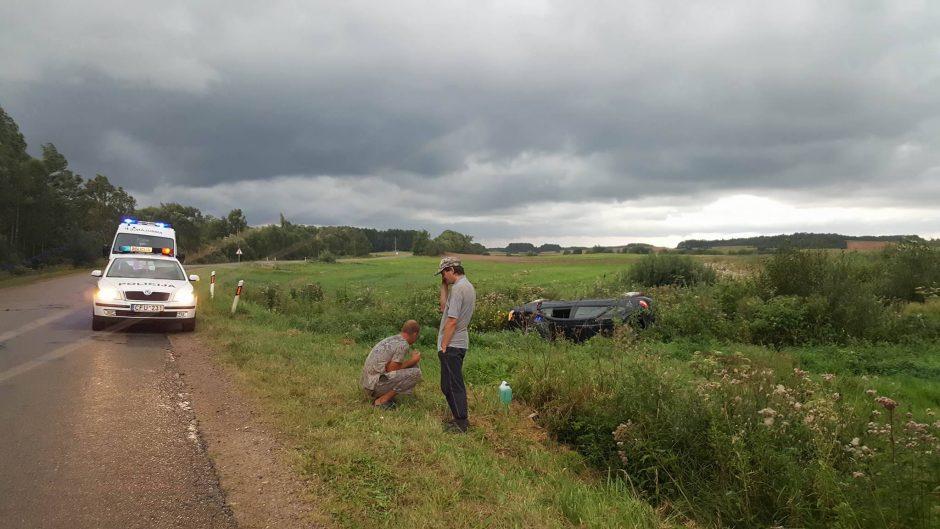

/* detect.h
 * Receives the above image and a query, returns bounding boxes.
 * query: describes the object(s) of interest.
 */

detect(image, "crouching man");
[360,319,422,409]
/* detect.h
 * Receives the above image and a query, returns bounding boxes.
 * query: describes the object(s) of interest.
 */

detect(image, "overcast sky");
[3,1,939,248]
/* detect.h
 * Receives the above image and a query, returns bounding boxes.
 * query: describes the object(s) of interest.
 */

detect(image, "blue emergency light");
[121,218,172,228]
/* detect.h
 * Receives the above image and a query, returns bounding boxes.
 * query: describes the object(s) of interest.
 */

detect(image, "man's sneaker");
[374,400,398,410]
[443,420,468,433]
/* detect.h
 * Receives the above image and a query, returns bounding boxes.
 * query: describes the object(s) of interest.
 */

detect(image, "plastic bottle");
[499,380,512,405]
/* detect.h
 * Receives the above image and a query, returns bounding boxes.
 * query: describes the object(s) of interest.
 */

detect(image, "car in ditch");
[91,254,199,331]
[507,293,654,342]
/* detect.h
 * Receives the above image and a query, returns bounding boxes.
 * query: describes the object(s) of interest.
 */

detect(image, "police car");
[103,218,184,262]
[91,253,199,331]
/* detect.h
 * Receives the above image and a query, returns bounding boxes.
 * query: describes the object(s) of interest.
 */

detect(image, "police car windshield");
[106,258,186,281]
[112,233,175,253]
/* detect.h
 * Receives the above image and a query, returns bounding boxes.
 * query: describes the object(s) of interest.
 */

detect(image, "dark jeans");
[438,347,468,423]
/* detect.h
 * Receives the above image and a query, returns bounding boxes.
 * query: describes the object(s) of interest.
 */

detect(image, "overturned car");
[507,294,654,342]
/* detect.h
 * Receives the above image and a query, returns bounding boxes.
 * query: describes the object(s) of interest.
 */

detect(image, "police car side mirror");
[91,270,103,277]
[189,274,200,282]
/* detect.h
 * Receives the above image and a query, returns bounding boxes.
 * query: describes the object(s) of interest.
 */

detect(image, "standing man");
[435,256,476,433]
[360,320,423,410]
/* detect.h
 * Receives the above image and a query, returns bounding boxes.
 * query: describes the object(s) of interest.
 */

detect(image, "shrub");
[879,242,940,301]
[759,248,833,297]
[518,348,940,529]
[644,285,735,342]
[745,294,832,347]
[60,228,100,266]
[260,284,282,312]
[628,254,717,287]
[472,291,512,333]
[319,250,337,263]
[290,282,324,303]
[712,277,760,319]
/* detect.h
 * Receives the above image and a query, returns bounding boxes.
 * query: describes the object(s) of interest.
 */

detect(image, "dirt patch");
[169,334,331,529]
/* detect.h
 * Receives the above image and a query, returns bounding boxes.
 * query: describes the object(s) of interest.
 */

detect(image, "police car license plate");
[133,304,162,313]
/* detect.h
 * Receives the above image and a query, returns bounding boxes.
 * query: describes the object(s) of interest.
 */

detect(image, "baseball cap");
[435,256,461,275]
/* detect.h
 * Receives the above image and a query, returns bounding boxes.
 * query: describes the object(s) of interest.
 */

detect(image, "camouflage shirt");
[360,334,409,391]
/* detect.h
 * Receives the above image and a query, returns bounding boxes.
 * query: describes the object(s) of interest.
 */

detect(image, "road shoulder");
[170,333,329,529]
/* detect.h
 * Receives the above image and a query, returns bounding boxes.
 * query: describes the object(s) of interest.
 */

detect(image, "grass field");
[188,254,939,529]
[192,254,677,529]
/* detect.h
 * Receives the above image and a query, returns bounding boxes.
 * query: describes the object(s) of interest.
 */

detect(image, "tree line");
[1,106,137,268]
[0,106,484,270]
[677,232,927,251]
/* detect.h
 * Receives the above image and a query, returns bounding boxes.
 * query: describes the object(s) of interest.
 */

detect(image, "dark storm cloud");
[3,0,940,245]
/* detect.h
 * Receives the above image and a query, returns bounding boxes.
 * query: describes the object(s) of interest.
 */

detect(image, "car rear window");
[544,306,572,318]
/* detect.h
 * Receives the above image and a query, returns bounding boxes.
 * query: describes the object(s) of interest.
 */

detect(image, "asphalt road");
[0,273,236,529]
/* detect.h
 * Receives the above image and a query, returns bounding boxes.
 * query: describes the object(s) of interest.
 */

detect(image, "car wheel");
[180,318,196,332]
[92,315,107,331]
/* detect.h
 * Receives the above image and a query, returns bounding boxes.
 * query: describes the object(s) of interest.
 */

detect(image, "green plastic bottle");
[499,381,512,405]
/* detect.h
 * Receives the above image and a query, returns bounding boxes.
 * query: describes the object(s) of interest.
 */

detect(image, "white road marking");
[0,316,136,384]
[0,308,78,343]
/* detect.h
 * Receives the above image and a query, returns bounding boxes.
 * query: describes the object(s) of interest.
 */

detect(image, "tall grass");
[516,344,939,528]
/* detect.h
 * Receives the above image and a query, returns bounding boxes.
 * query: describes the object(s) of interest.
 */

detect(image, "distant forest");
[677,233,928,252]
[0,106,483,271]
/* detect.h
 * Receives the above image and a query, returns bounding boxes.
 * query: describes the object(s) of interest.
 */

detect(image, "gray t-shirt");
[360,334,409,391]
[438,276,476,350]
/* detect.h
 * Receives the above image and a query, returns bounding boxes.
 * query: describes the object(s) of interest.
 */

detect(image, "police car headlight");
[174,291,195,304]
[97,287,121,301]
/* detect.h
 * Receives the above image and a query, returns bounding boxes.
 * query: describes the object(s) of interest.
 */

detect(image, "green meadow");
[190,252,939,529]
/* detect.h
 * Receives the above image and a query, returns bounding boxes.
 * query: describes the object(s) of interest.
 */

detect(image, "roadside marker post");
[231,280,244,314]
[209,271,216,299]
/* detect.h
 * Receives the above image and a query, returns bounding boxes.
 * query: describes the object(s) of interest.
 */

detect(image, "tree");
[537,243,562,253]
[82,175,137,246]
[412,230,443,256]
[0,105,31,258]
[136,203,206,254]
[226,209,248,235]
[361,228,421,252]
[623,243,654,254]
[0,111,91,265]
[506,242,536,253]
[434,229,486,254]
